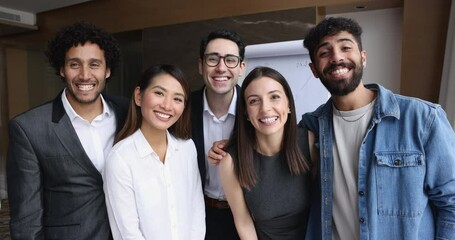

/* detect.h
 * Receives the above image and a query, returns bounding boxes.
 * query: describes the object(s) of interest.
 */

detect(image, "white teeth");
[213,77,228,81]
[78,84,94,91]
[156,112,171,119]
[332,68,349,75]
[260,117,278,123]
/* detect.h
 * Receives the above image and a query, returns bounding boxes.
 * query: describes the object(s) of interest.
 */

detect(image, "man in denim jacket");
[300,17,455,240]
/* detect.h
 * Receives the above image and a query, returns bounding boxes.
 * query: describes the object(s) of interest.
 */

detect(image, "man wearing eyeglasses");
[191,29,246,240]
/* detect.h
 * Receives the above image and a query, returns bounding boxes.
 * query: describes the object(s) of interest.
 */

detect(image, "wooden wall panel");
[1,0,378,47]
[401,0,451,101]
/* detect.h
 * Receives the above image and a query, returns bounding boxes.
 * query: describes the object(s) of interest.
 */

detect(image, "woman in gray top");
[219,66,314,239]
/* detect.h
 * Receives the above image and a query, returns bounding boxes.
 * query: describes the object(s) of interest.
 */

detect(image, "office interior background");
[0,0,454,208]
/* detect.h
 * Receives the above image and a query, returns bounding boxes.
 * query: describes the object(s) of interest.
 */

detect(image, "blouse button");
[394,159,402,166]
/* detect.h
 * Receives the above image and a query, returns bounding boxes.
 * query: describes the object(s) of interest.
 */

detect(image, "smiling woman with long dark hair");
[220,66,313,239]
[103,64,205,240]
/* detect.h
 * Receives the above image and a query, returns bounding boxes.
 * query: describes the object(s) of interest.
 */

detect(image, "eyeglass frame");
[203,53,243,69]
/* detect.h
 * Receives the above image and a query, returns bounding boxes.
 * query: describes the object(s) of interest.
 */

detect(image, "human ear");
[59,68,65,78]
[105,68,111,78]
[309,63,319,78]
[198,59,203,75]
[134,87,142,107]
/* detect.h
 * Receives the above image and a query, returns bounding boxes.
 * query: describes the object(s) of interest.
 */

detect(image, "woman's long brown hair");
[227,66,310,190]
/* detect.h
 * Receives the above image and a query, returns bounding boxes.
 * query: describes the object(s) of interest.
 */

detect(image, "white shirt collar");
[202,87,237,119]
[61,88,112,121]
[133,129,178,159]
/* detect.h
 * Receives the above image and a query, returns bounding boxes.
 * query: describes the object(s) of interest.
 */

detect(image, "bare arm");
[219,154,258,240]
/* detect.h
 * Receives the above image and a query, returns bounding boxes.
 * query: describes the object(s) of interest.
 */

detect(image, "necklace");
[333,101,375,122]
[336,108,369,122]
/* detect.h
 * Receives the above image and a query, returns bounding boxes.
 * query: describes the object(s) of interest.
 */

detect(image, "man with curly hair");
[301,17,455,240]
[7,22,129,239]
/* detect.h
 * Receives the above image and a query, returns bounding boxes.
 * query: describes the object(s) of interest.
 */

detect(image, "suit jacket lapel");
[191,88,207,188]
[191,85,241,189]
[51,93,103,180]
[104,95,129,134]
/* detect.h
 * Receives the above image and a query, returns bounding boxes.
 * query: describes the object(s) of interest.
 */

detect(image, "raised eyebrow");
[247,89,283,97]
[88,58,104,65]
[150,85,167,92]
[337,38,356,44]
[246,94,260,100]
[65,58,103,63]
[316,38,355,50]
[174,92,185,98]
[66,58,81,63]
[268,89,284,95]
[151,85,185,97]
[205,52,238,57]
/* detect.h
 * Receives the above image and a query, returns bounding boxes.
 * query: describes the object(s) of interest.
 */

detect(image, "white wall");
[329,8,403,93]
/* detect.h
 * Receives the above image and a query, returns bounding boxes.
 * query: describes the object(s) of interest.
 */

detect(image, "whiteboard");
[241,40,329,121]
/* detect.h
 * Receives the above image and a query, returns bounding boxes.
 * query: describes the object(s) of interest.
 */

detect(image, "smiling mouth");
[213,76,229,81]
[330,68,349,76]
[155,112,171,119]
[324,62,354,77]
[76,84,95,91]
[260,117,278,124]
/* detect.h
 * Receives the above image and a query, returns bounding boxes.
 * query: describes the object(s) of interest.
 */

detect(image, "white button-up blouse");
[103,129,205,240]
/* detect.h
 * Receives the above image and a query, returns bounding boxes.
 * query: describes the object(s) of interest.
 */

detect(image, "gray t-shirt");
[332,100,375,240]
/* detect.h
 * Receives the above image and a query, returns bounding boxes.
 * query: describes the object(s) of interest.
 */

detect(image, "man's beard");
[66,80,104,105]
[318,61,363,96]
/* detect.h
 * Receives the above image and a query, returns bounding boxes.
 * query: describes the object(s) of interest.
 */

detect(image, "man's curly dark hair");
[303,17,363,63]
[45,21,121,77]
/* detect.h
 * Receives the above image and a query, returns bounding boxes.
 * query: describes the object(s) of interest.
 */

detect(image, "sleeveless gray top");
[242,127,311,239]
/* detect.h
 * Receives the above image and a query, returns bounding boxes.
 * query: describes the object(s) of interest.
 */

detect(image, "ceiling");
[0,0,91,14]
[0,0,91,36]
[0,0,403,42]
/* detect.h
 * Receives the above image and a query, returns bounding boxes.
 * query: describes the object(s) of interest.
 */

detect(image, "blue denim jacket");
[301,84,455,240]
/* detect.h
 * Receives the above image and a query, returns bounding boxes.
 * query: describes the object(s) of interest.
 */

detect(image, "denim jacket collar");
[307,83,400,122]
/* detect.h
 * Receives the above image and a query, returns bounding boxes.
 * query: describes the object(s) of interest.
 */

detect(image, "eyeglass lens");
[205,54,240,68]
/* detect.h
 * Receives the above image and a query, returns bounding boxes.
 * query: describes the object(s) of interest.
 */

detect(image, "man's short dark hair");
[199,29,245,60]
[45,21,121,76]
[304,17,363,62]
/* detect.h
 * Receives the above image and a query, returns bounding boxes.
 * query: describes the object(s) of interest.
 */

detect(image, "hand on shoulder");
[208,139,228,165]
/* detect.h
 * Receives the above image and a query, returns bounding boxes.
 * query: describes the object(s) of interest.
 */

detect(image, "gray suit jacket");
[7,92,129,240]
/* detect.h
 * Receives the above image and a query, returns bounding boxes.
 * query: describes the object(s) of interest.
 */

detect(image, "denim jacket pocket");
[375,152,425,217]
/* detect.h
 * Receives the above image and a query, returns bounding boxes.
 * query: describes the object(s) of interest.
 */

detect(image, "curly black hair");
[45,21,121,77]
[303,17,363,63]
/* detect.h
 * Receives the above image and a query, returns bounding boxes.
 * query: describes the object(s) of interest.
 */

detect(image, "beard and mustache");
[66,79,104,105]
[316,60,364,96]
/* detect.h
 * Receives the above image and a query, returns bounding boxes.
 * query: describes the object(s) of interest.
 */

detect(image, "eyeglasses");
[204,53,242,69]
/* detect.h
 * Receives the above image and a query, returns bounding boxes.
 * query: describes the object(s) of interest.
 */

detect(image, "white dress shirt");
[62,90,116,172]
[103,129,205,240]
[202,88,237,200]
